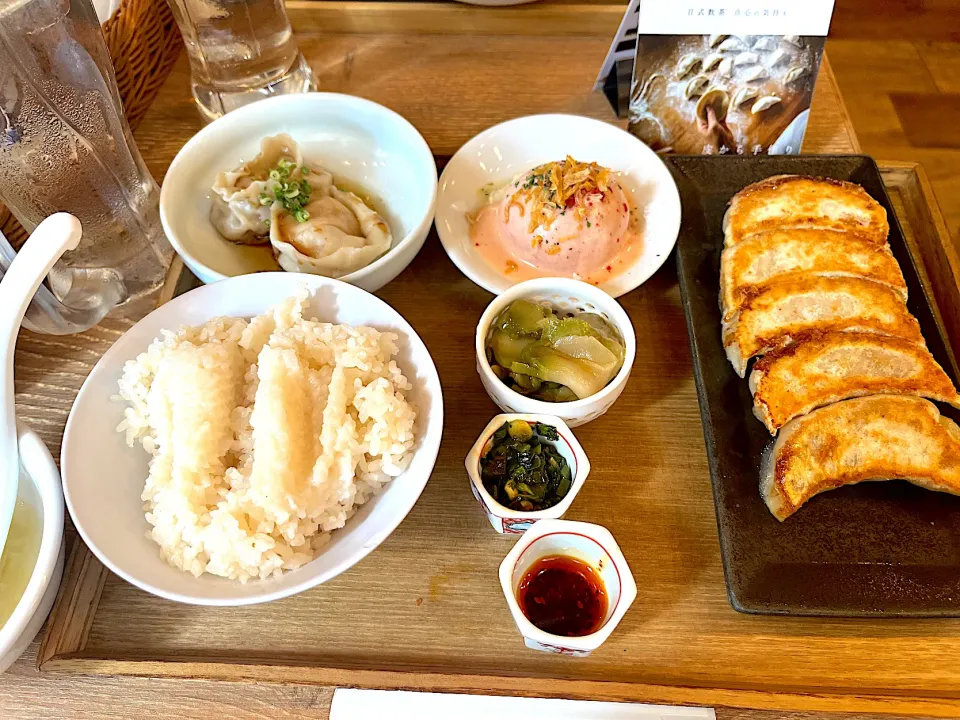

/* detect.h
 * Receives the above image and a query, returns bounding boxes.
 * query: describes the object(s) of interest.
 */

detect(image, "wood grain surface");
[881,163,960,378]
[285,0,628,36]
[2,3,944,719]
[826,39,960,248]
[132,32,858,167]
[891,93,960,150]
[0,643,941,720]
[283,0,960,44]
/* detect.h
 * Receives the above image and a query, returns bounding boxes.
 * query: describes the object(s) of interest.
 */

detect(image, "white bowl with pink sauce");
[436,114,681,298]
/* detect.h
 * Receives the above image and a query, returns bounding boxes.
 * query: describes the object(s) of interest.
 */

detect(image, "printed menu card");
[598,0,836,155]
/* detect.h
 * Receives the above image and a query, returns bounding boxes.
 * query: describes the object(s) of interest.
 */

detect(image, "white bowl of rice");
[61,273,443,606]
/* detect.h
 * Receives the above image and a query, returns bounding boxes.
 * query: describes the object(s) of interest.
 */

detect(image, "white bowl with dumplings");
[160,93,438,292]
[475,278,636,427]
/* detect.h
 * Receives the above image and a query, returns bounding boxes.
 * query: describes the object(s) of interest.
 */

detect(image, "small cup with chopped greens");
[475,277,636,428]
[466,414,590,534]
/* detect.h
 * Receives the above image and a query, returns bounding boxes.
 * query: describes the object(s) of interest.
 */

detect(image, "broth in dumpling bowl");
[160,93,438,292]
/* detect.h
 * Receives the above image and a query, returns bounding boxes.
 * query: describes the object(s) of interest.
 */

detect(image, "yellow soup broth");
[0,478,43,629]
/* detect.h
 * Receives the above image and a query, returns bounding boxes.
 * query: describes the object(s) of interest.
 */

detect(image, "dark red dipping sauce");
[517,555,607,637]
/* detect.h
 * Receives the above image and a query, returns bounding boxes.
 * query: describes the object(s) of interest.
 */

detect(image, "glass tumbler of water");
[165,0,317,122]
[0,0,174,334]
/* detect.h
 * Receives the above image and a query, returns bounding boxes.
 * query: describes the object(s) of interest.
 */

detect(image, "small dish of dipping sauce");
[517,555,607,637]
[499,519,636,656]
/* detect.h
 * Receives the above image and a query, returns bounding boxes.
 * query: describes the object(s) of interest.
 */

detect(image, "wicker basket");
[0,0,183,249]
[104,0,184,129]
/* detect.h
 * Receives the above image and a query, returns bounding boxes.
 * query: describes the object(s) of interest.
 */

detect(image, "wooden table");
[3,4,948,719]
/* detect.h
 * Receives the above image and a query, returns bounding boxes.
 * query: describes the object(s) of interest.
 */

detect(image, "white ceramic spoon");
[0,213,81,559]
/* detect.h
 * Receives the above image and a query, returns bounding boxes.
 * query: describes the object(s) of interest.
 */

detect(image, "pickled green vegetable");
[485,299,626,402]
[498,299,551,336]
[507,419,534,441]
[480,421,572,512]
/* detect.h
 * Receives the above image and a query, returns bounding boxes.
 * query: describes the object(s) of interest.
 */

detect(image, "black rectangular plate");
[668,154,960,617]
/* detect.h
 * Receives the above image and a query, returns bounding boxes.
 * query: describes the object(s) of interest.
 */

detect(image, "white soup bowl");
[0,425,65,673]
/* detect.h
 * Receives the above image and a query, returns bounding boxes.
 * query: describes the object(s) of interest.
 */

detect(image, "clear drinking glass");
[0,0,173,334]
[164,0,317,122]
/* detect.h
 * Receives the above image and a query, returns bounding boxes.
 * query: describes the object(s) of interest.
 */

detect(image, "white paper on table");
[330,689,716,720]
[91,0,122,25]
[593,0,641,90]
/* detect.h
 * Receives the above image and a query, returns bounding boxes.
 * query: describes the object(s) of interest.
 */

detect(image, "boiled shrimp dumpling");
[210,134,306,244]
[269,186,392,277]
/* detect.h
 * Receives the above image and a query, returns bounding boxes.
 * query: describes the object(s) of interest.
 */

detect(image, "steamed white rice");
[117,292,417,582]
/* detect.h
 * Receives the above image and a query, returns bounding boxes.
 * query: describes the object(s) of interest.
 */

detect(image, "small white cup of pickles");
[475,278,636,428]
[466,414,590,534]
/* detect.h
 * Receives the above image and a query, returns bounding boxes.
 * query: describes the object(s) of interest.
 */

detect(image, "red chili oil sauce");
[516,555,607,637]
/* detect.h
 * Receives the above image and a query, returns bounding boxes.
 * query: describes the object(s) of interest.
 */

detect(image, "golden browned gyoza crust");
[721,275,924,377]
[749,331,960,434]
[723,175,889,247]
[761,396,960,521]
[719,228,906,320]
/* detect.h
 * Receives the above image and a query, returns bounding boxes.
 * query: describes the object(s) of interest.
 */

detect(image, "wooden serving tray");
[36,162,960,718]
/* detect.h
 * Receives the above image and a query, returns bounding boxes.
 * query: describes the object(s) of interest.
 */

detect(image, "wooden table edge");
[31,657,960,717]
[879,161,960,368]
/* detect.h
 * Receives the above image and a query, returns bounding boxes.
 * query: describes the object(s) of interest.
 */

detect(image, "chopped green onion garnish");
[259,158,314,223]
